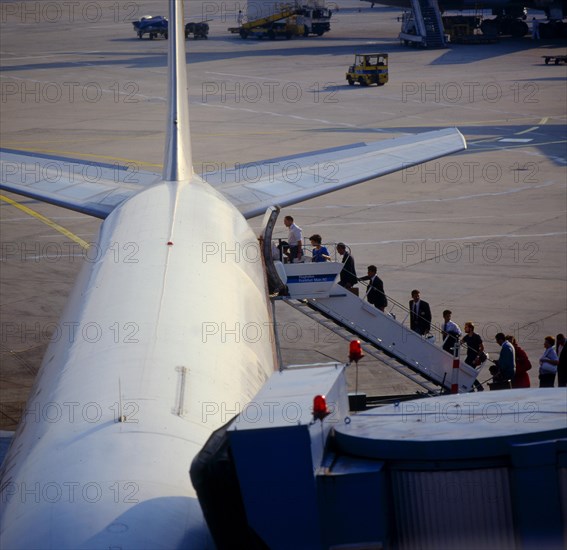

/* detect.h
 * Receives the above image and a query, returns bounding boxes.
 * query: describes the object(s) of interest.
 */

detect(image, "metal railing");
[271,238,484,367]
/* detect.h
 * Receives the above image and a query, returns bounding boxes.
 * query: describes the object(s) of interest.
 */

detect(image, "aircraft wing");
[1,129,465,219]
[202,128,466,219]
[0,149,161,218]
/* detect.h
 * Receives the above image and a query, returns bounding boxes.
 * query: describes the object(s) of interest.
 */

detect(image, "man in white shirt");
[283,215,303,263]
[442,309,462,354]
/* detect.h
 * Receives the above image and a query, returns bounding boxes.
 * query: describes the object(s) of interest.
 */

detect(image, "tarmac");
[1,0,566,430]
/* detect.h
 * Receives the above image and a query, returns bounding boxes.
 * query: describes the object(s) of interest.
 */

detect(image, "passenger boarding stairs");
[259,207,477,394]
[285,298,443,394]
[278,262,477,393]
[286,299,439,394]
[400,0,446,48]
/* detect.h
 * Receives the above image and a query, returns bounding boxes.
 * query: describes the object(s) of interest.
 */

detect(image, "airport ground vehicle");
[542,54,567,64]
[185,21,209,39]
[228,6,295,38]
[132,15,168,39]
[296,6,332,36]
[442,15,499,43]
[346,53,388,86]
[229,4,332,39]
[132,16,209,40]
[241,20,304,39]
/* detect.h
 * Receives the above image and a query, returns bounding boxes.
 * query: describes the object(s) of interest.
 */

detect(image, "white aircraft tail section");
[163,0,193,182]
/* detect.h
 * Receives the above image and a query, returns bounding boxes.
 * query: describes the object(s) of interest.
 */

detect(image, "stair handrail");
[272,238,476,362]
[428,0,446,46]
[410,0,427,38]
[352,281,478,360]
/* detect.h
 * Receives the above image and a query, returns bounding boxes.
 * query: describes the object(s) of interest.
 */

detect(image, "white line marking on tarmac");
[254,212,566,231]
[0,254,86,262]
[291,181,559,210]
[2,51,104,61]
[315,213,566,228]
[516,126,539,135]
[0,75,167,103]
[198,102,359,127]
[351,232,566,246]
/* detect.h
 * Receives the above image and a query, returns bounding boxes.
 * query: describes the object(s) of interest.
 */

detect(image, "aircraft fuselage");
[0,177,276,547]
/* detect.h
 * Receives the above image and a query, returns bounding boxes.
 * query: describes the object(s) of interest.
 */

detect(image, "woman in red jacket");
[506,335,532,388]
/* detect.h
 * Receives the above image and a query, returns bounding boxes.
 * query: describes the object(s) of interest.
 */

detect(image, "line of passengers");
[274,217,566,390]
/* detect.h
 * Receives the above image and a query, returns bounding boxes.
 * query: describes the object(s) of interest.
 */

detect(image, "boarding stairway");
[400,0,446,48]
[259,206,477,394]
[285,298,443,394]
[279,267,477,393]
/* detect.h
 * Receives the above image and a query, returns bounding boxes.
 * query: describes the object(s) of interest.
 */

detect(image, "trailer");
[185,21,209,39]
[132,15,168,40]
[542,54,567,65]
[132,16,210,40]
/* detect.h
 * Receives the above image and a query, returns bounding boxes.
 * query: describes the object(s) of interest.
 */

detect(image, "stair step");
[407,0,446,48]
[283,299,441,394]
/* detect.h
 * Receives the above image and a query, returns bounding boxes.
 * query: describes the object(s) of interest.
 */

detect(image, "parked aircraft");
[361,0,567,36]
[361,0,565,17]
[0,0,466,547]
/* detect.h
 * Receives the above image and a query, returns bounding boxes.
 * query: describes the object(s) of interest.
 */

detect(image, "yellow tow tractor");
[346,53,388,86]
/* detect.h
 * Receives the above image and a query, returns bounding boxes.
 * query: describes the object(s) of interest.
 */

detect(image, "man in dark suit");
[336,243,357,289]
[409,289,431,335]
[359,265,387,311]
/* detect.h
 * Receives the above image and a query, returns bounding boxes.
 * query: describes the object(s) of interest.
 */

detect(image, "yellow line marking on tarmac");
[0,194,90,250]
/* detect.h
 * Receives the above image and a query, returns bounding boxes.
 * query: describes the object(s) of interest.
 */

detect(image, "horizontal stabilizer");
[202,128,466,219]
[0,149,160,218]
[1,129,465,220]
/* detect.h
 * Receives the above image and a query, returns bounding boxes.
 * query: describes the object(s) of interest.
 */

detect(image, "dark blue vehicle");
[132,15,168,40]
[185,21,209,39]
[132,16,209,40]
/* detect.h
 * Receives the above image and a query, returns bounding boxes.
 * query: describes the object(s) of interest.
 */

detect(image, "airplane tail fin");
[162,0,193,182]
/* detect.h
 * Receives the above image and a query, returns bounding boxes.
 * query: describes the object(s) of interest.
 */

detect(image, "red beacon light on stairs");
[349,339,364,363]
[313,394,330,421]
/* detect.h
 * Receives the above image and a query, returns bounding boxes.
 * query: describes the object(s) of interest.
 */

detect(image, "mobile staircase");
[280,264,477,393]
[259,207,478,394]
[399,0,446,48]
[287,297,445,394]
